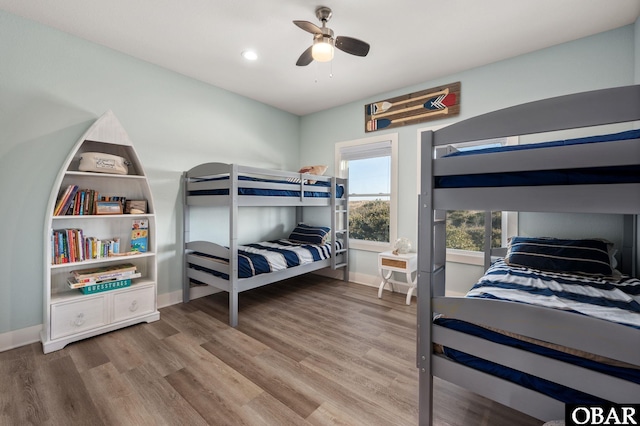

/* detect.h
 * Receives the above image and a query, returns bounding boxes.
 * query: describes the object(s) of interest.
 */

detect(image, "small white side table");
[378,251,417,305]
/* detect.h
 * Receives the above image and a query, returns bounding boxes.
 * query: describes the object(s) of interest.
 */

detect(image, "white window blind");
[339,140,392,161]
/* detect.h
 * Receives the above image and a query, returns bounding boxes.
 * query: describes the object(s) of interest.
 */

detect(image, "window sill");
[349,239,390,253]
[446,248,484,266]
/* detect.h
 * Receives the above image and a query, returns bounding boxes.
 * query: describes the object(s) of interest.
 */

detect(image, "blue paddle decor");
[366,88,450,116]
[367,108,450,131]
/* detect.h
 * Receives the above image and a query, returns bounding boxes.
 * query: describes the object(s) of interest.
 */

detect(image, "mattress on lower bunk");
[189,175,345,198]
[435,129,640,188]
[434,259,640,404]
[189,239,342,279]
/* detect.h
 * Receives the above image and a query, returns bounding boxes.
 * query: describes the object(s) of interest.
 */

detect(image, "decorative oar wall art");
[365,82,460,132]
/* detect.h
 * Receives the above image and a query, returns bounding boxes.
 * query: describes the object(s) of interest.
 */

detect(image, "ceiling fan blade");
[296,46,314,66]
[293,20,322,35]
[335,36,370,57]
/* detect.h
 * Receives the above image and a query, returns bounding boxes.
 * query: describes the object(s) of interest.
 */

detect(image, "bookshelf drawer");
[51,297,108,339]
[113,285,155,322]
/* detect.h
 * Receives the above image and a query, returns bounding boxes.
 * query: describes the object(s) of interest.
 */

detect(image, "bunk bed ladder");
[331,177,349,280]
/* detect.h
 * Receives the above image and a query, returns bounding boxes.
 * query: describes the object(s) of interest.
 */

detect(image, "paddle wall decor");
[365,82,460,132]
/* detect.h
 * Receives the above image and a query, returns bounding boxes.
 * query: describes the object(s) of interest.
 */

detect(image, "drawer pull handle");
[73,313,86,327]
[129,300,139,312]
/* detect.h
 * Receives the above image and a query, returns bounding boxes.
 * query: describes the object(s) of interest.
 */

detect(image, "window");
[335,134,398,251]
[447,210,502,251]
[441,136,519,264]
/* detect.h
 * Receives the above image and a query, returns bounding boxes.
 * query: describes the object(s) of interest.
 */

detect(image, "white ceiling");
[1,0,639,116]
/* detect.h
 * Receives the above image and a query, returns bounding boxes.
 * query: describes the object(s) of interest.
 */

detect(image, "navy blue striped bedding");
[435,317,640,404]
[505,236,614,276]
[468,259,640,327]
[190,239,342,280]
[435,259,640,403]
[190,175,345,198]
[435,129,640,188]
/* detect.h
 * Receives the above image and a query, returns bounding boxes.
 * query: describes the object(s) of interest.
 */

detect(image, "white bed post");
[229,164,239,327]
[418,129,436,425]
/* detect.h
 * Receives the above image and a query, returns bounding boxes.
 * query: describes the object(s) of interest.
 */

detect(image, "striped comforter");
[192,239,342,279]
[467,259,640,328]
[236,240,340,278]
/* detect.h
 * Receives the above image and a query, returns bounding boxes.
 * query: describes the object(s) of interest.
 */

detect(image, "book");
[70,262,137,281]
[75,278,133,294]
[70,270,138,285]
[68,272,141,288]
[53,185,79,216]
[130,219,148,253]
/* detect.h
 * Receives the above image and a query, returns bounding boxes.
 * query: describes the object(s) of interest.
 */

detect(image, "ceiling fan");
[293,6,370,66]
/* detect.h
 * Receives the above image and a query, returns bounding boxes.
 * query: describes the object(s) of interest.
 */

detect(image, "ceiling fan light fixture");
[312,37,334,62]
[294,7,369,67]
[241,50,258,61]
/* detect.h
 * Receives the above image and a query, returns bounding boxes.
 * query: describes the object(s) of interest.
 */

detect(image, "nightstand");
[378,251,417,305]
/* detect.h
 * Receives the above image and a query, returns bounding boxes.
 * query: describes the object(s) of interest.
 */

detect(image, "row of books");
[53,184,127,216]
[51,229,121,264]
[68,263,140,289]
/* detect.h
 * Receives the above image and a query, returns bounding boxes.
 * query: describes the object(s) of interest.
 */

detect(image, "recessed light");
[241,50,258,61]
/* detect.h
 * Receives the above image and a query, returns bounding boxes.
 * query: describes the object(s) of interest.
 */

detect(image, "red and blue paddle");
[366,107,450,131]
[366,88,453,116]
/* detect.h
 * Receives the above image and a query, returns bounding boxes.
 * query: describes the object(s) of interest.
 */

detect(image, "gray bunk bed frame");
[183,162,349,327]
[418,84,640,423]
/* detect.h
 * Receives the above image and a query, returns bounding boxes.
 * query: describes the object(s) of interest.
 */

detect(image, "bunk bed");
[183,162,349,327]
[418,84,640,423]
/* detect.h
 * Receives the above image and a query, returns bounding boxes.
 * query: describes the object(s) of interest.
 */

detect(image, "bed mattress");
[435,259,640,403]
[435,129,640,188]
[189,239,342,279]
[189,175,345,198]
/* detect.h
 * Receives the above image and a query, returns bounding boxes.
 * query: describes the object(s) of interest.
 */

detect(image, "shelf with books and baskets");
[42,110,160,354]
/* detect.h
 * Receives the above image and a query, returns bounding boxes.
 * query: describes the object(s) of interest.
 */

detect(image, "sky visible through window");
[348,156,390,200]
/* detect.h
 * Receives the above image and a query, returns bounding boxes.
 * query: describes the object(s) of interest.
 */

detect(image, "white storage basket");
[78,152,129,175]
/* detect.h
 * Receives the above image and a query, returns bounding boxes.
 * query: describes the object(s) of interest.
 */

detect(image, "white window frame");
[335,133,398,252]
[416,125,518,265]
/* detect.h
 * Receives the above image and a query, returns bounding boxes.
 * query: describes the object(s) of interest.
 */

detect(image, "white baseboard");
[0,324,42,353]
[313,269,411,295]
[157,289,184,308]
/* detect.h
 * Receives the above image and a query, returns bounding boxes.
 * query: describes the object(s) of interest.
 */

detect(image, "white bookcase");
[41,110,159,353]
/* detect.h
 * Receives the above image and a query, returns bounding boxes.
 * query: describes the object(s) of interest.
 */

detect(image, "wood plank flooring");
[0,275,544,425]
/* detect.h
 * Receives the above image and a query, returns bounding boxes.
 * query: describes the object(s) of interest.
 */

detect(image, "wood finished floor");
[0,275,544,425]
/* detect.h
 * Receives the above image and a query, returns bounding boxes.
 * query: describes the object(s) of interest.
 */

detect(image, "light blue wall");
[0,10,638,337]
[0,11,300,334]
[300,24,638,287]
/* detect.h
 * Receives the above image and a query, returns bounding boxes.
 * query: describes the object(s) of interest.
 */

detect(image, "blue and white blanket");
[236,239,340,278]
[193,239,342,279]
[467,259,640,328]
